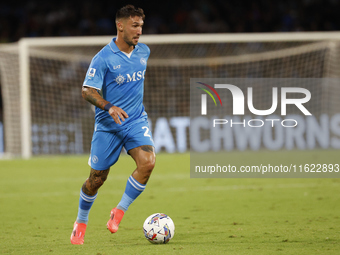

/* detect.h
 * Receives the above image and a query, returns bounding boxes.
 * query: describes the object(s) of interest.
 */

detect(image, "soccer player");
[70,5,155,245]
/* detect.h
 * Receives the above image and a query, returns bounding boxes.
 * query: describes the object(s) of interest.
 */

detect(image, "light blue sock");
[76,189,97,224]
[117,175,146,212]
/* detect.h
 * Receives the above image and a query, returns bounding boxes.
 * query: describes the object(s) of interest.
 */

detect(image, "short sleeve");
[145,44,150,57]
[83,54,107,91]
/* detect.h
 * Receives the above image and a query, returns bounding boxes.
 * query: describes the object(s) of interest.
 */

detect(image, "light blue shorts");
[88,119,154,170]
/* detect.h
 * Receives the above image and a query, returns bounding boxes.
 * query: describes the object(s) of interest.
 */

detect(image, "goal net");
[0,33,340,158]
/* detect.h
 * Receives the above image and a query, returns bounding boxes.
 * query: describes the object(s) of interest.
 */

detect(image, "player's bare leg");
[107,145,155,233]
[129,145,156,185]
[71,168,110,244]
[83,168,110,195]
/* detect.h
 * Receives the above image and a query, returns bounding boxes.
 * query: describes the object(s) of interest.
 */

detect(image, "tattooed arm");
[82,86,108,109]
[82,86,129,124]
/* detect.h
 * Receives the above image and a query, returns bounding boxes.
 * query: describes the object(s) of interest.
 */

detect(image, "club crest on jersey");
[140,58,146,65]
[88,68,96,77]
[115,74,125,85]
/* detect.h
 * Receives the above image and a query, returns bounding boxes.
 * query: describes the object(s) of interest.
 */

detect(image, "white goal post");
[1,32,340,158]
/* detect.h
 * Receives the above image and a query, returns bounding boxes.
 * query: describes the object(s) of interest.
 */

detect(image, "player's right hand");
[108,106,129,125]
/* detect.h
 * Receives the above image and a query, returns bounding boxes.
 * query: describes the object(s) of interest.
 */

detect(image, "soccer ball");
[143,213,175,244]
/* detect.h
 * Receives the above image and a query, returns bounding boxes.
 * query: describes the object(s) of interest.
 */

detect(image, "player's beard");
[123,34,138,47]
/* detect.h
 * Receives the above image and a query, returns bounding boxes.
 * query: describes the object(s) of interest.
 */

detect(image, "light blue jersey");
[83,38,150,131]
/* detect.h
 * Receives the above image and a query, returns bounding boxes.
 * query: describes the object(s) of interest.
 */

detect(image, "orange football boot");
[107,207,125,233]
[70,221,87,245]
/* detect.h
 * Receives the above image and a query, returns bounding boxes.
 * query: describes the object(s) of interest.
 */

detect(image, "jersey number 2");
[142,126,151,138]
[142,126,153,142]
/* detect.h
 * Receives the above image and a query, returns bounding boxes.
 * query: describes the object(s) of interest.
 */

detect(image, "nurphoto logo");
[197,82,312,128]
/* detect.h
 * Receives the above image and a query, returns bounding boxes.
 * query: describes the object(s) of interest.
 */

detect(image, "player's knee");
[138,150,155,166]
[146,155,156,171]
[139,156,155,175]
[94,175,107,188]
[86,170,109,192]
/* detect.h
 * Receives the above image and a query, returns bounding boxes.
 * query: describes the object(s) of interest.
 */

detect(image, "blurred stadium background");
[1,0,340,157]
[1,0,340,42]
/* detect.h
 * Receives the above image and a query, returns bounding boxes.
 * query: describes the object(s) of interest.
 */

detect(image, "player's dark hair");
[116,5,145,21]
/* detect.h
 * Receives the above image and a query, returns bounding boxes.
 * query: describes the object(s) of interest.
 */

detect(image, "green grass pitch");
[0,150,339,254]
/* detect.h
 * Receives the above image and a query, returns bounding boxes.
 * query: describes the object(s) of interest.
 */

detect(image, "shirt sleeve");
[83,54,107,91]
[142,43,151,59]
